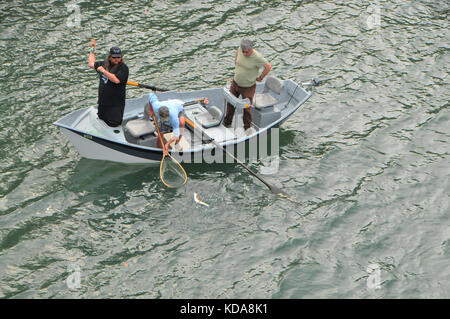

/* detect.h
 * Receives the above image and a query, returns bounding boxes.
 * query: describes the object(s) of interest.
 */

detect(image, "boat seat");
[124,119,155,138]
[195,105,223,128]
[254,76,284,109]
[124,102,156,138]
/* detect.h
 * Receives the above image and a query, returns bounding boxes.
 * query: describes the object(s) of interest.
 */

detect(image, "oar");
[184,118,289,198]
[127,81,169,92]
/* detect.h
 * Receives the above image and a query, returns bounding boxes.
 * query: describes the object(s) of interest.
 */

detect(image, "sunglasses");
[111,56,121,59]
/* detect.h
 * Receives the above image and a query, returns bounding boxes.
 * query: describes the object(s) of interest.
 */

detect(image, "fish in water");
[194,193,209,207]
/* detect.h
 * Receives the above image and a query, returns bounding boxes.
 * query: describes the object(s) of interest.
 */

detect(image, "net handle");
[150,105,188,188]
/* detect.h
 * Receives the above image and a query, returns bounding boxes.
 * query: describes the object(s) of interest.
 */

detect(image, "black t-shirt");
[94,61,129,106]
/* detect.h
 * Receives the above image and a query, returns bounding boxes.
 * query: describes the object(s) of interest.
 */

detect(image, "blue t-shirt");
[148,93,184,137]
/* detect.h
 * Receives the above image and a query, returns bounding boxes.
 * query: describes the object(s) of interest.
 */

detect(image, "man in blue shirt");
[148,93,208,153]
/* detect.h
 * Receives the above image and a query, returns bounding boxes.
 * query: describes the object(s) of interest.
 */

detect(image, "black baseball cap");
[110,47,122,58]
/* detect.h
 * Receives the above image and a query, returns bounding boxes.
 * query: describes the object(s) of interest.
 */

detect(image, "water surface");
[0,0,448,298]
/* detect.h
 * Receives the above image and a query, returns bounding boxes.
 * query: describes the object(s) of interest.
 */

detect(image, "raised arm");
[88,38,96,69]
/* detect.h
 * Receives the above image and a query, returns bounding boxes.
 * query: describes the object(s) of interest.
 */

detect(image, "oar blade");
[254,172,289,198]
[268,184,287,196]
[219,143,291,199]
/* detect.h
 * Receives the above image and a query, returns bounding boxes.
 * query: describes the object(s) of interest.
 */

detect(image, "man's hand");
[256,62,272,82]
[196,97,209,105]
[163,142,170,155]
[164,136,178,155]
[90,38,96,48]
[97,66,105,73]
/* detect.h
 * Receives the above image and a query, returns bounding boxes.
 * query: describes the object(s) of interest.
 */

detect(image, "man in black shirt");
[88,38,129,127]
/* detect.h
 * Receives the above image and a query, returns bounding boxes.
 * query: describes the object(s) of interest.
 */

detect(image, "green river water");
[0,0,448,298]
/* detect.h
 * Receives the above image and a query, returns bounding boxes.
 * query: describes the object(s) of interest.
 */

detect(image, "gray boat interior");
[119,77,309,150]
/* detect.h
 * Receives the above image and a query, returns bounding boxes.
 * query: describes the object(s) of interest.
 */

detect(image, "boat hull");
[61,128,162,164]
[60,126,265,164]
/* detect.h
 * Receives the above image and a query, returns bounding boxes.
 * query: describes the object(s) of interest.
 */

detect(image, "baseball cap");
[109,47,122,58]
[158,106,170,123]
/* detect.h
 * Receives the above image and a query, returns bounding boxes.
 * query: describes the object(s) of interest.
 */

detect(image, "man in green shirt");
[223,38,272,131]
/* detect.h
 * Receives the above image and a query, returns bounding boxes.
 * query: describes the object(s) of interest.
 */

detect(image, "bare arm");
[87,38,120,83]
[256,62,272,82]
[88,38,96,69]
[164,136,178,154]
[96,67,121,84]
[147,101,155,117]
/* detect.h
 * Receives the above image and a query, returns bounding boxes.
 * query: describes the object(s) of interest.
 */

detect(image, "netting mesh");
[160,155,187,188]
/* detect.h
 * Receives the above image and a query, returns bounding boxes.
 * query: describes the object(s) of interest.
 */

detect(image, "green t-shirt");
[233,47,268,88]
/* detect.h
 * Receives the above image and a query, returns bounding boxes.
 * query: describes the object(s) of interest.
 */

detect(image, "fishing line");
[88,20,93,38]
[286,80,300,108]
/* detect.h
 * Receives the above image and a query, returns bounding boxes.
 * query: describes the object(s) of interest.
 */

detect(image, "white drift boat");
[54,77,317,164]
